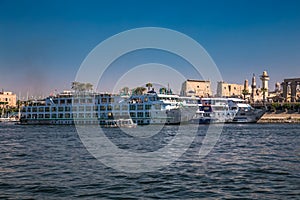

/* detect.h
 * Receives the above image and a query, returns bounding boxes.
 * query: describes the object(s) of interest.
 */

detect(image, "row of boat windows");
[48,97,115,105]
[24,111,151,119]
[23,104,158,113]
[46,96,162,105]
[45,96,195,105]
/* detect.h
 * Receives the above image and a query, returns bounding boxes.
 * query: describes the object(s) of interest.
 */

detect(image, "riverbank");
[258,112,300,123]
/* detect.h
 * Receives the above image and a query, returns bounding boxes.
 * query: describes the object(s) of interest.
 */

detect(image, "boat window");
[137,105,143,110]
[80,99,86,104]
[101,98,107,103]
[32,107,37,112]
[51,114,57,118]
[137,112,143,118]
[38,107,44,112]
[130,112,136,117]
[100,106,106,111]
[130,105,136,110]
[87,98,93,104]
[107,105,112,110]
[145,112,150,117]
[114,105,120,110]
[86,106,92,111]
[58,107,64,112]
[154,104,161,110]
[78,106,84,111]
[145,105,151,110]
[109,98,114,103]
[45,107,50,112]
[45,114,50,118]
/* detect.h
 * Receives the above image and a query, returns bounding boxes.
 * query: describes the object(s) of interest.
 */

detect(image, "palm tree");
[85,83,93,92]
[242,89,250,100]
[146,83,153,92]
[120,87,129,95]
[159,87,167,94]
[133,87,146,95]
[71,81,80,91]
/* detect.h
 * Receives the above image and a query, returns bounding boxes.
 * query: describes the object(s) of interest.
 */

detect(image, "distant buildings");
[216,81,244,97]
[180,79,212,97]
[281,78,300,102]
[0,91,16,107]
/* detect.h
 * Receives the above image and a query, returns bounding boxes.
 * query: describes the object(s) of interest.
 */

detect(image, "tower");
[251,74,256,102]
[260,71,270,91]
[260,71,270,103]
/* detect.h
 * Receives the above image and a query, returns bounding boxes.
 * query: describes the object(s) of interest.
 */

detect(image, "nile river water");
[0,123,299,199]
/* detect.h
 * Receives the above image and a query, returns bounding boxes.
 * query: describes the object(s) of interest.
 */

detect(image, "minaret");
[251,73,256,102]
[260,70,270,103]
[244,79,249,91]
[260,71,270,92]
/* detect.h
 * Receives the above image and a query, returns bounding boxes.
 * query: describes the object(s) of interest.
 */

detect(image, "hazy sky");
[0,0,300,98]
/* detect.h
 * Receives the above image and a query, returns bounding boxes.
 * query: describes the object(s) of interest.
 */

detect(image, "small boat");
[100,118,137,128]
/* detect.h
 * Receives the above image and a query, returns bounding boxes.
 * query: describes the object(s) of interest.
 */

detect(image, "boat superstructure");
[190,97,265,124]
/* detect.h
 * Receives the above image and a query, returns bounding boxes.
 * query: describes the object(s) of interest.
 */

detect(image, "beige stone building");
[216,81,244,97]
[180,79,211,97]
[0,91,17,107]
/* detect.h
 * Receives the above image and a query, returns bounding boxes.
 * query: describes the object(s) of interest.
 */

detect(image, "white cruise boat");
[189,97,265,124]
[20,90,197,126]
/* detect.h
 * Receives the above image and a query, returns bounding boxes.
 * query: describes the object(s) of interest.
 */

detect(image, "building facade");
[0,91,17,107]
[180,79,212,97]
[216,81,244,97]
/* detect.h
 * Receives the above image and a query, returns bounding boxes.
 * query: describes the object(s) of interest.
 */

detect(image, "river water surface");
[0,123,299,199]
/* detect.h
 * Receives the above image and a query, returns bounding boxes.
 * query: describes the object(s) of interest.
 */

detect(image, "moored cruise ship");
[189,97,266,124]
[20,90,199,126]
[20,89,264,125]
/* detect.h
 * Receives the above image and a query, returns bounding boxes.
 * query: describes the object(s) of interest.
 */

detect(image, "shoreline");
[258,112,300,123]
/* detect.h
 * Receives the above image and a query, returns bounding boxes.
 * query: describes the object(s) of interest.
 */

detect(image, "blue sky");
[0,0,300,98]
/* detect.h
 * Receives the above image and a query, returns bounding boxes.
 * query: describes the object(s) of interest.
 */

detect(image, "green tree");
[120,87,129,95]
[133,87,146,95]
[146,83,153,92]
[85,83,93,92]
[242,89,250,100]
[159,87,167,94]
